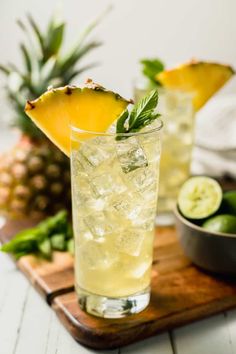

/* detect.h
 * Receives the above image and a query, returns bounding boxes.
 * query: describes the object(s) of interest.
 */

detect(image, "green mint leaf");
[0,210,73,259]
[38,210,68,236]
[116,109,129,134]
[115,90,160,136]
[67,238,74,255]
[141,58,165,84]
[38,238,52,259]
[129,90,158,130]
[129,109,154,129]
[1,239,37,254]
[1,229,41,253]
[51,233,66,251]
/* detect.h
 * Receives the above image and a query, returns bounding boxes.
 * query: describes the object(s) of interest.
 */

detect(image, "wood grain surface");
[1,222,236,350]
[0,218,75,303]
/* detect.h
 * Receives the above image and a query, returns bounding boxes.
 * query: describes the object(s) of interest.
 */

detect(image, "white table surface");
[0,128,236,354]
[1,252,236,354]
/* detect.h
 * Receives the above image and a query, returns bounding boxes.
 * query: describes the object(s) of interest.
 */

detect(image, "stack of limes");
[178,176,236,234]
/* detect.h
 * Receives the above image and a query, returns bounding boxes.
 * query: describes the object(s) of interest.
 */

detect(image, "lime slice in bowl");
[178,176,223,219]
[222,191,236,214]
[203,214,236,234]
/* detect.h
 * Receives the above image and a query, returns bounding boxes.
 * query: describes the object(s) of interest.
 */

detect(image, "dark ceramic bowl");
[174,206,236,276]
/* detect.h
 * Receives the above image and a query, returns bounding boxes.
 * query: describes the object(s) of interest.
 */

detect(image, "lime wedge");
[222,191,236,215]
[203,214,236,234]
[178,176,222,219]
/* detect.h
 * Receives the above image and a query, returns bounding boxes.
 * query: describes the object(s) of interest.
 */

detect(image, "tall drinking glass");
[71,121,162,318]
[134,81,194,225]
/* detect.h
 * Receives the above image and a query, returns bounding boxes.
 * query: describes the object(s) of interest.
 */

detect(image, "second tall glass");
[135,83,194,224]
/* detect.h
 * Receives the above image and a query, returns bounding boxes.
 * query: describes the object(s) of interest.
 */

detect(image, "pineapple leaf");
[1,12,104,137]
[16,18,27,31]
[7,62,22,74]
[57,7,108,77]
[45,23,65,57]
[17,18,42,60]
[30,55,41,93]
[78,20,99,45]
[77,5,112,45]
[27,14,45,55]
[76,41,102,61]
[20,43,32,73]
[7,72,24,92]
[59,41,102,73]
[0,65,11,75]
[40,56,57,83]
[64,62,99,82]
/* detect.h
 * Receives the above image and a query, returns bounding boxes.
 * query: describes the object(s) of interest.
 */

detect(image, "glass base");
[156,211,175,226]
[77,285,150,318]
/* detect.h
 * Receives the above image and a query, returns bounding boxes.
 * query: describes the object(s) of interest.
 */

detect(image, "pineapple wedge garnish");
[156,60,234,111]
[25,80,130,156]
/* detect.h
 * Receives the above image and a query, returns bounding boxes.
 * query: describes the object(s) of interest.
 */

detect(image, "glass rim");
[70,119,163,138]
[133,76,194,99]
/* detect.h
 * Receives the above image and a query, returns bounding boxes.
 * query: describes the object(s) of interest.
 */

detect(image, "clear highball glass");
[70,121,163,318]
[134,78,195,225]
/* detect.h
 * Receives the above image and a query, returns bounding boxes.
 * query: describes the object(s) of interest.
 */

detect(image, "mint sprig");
[141,58,165,85]
[0,210,74,259]
[116,89,160,137]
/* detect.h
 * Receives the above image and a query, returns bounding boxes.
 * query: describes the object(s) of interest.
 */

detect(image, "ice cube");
[90,172,127,198]
[129,259,152,278]
[128,166,158,203]
[116,137,148,173]
[116,229,145,257]
[72,175,105,214]
[138,128,161,163]
[73,217,94,245]
[112,192,142,221]
[84,212,114,239]
[71,150,88,174]
[79,241,116,270]
[131,207,156,230]
[76,142,113,171]
[128,166,155,191]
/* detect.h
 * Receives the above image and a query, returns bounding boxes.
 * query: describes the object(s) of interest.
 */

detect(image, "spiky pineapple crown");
[0,12,102,139]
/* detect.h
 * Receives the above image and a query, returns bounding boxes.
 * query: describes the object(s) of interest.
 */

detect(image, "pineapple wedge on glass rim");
[25,80,131,156]
[157,60,234,111]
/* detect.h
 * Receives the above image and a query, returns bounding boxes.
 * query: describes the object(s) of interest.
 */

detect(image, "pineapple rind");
[156,61,234,111]
[25,83,130,156]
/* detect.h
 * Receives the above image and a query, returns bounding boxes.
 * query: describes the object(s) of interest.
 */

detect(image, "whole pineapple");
[0,13,102,218]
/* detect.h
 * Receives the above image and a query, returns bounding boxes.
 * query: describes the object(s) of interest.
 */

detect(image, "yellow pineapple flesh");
[25,81,130,156]
[156,60,234,111]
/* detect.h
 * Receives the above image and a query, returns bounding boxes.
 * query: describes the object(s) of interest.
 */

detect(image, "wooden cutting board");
[1,221,236,350]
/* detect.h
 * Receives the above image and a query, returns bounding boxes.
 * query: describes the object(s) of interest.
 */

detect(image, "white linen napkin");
[191,93,236,178]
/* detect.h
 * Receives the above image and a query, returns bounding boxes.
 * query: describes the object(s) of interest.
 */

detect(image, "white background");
[1,0,236,98]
